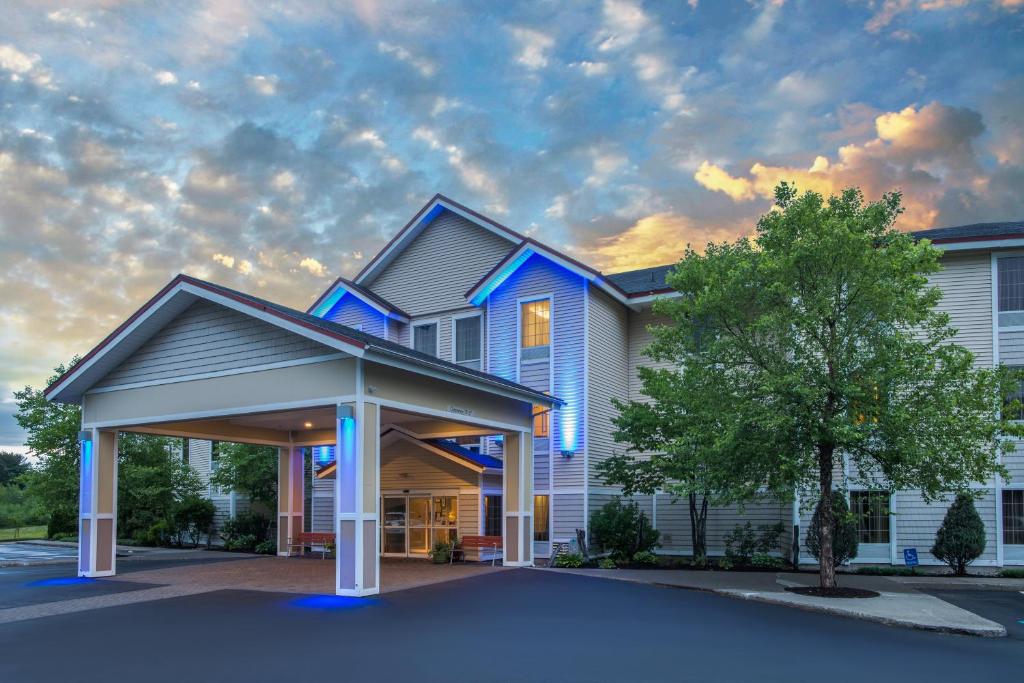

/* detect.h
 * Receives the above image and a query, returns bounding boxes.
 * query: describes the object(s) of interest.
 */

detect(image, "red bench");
[287,532,335,558]
[450,535,503,566]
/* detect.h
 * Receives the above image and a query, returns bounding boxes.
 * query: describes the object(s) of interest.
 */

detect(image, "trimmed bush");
[999,568,1024,579]
[254,539,276,555]
[632,550,658,566]
[589,499,659,561]
[598,558,617,569]
[552,552,584,568]
[931,494,986,576]
[806,492,859,567]
[751,552,786,570]
[173,496,216,548]
[724,522,784,565]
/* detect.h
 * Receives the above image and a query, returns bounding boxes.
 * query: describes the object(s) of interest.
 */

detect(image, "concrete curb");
[536,568,1007,638]
[712,588,1007,638]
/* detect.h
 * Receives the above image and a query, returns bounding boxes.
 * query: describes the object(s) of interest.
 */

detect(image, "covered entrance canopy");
[45,274,560,596]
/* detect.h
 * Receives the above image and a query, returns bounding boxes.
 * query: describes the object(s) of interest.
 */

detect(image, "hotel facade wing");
[47,196,1024,593]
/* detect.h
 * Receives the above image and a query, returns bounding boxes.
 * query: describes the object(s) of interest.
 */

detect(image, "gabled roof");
[315,426,501,478]
[606,264,676,296]
[466,239,635,307]
[307,275,410,322]
[912,220,1024,245]
[353,194,525,286]
[46,274,562,408]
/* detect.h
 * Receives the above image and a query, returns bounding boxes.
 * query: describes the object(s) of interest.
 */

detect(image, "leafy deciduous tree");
[209,442,278,507]
[629,183,1017,588]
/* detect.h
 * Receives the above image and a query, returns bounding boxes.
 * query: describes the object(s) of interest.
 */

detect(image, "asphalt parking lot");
[1,563,1021,683]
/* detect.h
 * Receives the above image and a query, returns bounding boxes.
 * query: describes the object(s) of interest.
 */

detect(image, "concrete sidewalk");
[544,567,1009,637]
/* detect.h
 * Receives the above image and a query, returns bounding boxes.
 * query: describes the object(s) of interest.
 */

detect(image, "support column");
[335,401,380,596]
[502,430,533,567]
[277,446,304,556]
[78,428,117,578]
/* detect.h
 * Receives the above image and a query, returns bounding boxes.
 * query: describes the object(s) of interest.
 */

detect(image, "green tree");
[931,493,986,575]
[599,332,727,561]
[14,360,82,526]
[209,442,278,506]
[117,433,204,544]
[641,183,1017,588]
[0,452,29,487]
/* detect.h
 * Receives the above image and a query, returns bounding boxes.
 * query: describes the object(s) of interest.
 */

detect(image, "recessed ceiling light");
[303,421,313,429]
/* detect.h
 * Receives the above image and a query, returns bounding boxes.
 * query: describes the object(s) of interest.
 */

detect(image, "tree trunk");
[689,492,709,559]
[818,445,836,588]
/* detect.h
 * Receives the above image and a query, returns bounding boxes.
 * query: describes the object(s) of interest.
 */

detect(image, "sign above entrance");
[447,405,473,416]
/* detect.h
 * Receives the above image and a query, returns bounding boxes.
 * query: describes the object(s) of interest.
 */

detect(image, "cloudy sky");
[1,0,1022,451]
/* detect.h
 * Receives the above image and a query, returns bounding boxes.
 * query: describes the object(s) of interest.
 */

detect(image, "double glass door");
[381,495,458,556]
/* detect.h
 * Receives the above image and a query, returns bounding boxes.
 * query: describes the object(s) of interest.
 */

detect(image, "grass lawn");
[0,525,47,541]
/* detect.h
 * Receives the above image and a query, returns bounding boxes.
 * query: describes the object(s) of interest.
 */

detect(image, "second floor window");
[413,322,438,356]
[454,315,482,369]
[521,299,550,349]
[999,256,1024,313]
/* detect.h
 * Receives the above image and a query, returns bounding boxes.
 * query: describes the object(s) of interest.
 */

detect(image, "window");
[850,491,890,544]
[181,438,190,465]
[412,322,438,356]
[999,257,1024,313]
[454,315,482,369]
[484,495,502,536]
[521,299,550,348]
[1004,366,1024,421]
[532,404,549,438]
[1004,489,1024,545]
[534,495,550,542]
[210,441,220,472]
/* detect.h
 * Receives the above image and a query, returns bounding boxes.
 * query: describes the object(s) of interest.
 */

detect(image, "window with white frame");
[998,256,1024,327]
[520,298,551,361]
[454,315,482,369]
[1002,365,1024,421]
[850,491,890,544]
[534,494,550,542]
[1004,489,1024,545]
[412,321,438,356]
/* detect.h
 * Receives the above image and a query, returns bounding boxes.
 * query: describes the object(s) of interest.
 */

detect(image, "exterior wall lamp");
[560,449,575,459]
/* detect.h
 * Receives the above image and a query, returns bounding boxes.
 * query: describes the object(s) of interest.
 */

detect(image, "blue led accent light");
[312,287,347,318]
[28,576,97,587]
[288,595,377,610]
[312,445,335,465]
[470,248,534,306]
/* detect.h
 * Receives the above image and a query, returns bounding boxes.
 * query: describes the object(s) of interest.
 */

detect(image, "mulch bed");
[785,586,880,599]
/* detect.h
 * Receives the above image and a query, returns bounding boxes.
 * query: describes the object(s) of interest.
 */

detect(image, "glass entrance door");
[407,496,431,554]
[382,497,407,555]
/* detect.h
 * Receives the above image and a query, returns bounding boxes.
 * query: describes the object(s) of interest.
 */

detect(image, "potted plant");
[429,539,452,564]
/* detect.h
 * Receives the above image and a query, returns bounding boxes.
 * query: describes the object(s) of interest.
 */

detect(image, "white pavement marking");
[0,585,216,625]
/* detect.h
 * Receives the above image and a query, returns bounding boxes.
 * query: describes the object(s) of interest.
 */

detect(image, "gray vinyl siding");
[656,496,788,556]
[487,253,587,489]
[187,439,212,484]
[894,490,998,565]
[311,477,334,533]
[627,307,674,404]
[366,209,515,316]
[322,294,388,338]
[587,287,629,486]
[930,251,993,367]
[1005,441,1024,483]
[553,493,584,540]
[95,299,335,388]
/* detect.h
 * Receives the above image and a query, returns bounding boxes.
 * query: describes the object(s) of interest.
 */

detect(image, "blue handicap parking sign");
[903,548,919,566]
